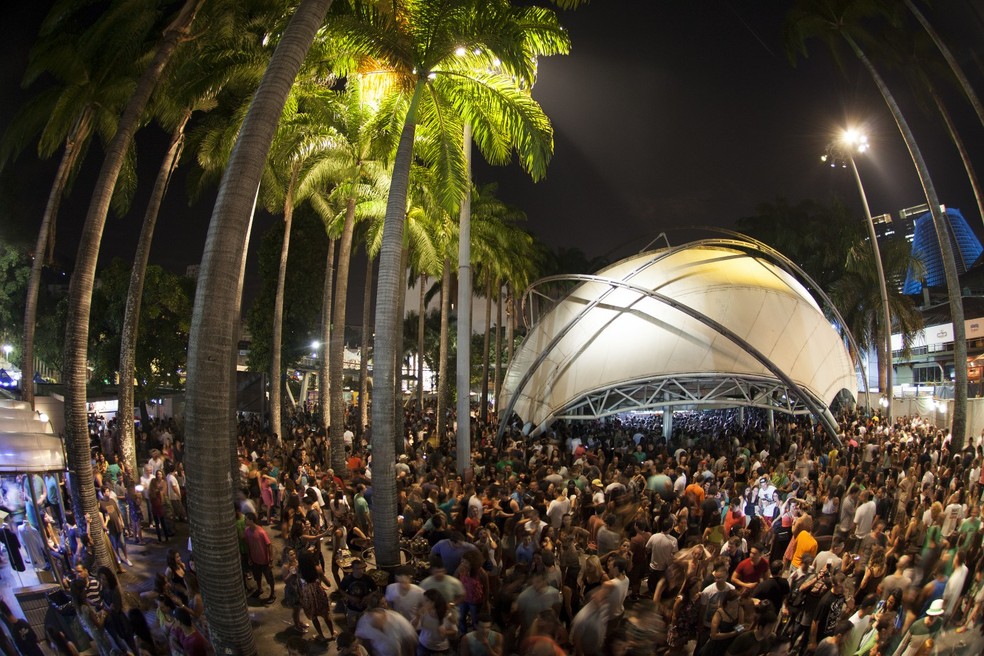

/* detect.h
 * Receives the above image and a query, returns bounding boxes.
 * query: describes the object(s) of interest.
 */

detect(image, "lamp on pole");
[822,128,893,423]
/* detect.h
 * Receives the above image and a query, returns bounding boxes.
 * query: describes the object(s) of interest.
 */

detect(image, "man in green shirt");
[897,599,943,656]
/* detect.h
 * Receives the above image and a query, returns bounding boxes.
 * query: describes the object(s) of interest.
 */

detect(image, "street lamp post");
[823,129,893,423]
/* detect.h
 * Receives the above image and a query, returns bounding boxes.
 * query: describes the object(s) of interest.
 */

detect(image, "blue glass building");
[902,208,982,294]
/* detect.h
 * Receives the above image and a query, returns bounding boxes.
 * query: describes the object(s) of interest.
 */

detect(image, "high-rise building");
[902,207,982,295]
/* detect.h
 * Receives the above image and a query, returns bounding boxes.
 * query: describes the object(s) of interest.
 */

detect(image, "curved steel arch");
[549,373,827,422]
[497,272,844,445]
[689,227,871,406]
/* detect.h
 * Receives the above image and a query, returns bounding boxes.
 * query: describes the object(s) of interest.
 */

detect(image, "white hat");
[926,599,945,616]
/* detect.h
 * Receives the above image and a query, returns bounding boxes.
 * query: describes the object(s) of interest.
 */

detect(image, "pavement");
[119,519,339,656]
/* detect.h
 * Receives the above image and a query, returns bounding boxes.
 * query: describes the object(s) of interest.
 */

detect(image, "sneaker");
[124,559,133,567]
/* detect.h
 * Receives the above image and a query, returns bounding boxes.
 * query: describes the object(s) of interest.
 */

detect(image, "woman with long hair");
[413,588,458,655]
[666,577,700,655]
[297,545,336,642]
[95,566,135,655]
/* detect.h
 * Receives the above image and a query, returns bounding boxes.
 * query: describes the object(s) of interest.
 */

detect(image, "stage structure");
[497,239,861,444]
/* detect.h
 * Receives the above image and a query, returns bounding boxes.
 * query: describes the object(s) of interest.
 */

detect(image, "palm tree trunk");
[394,246,410,454]
[481,277,492,425]
[436,258,451,442]
[418,274,426,409]
[270,163,299,442]
[319,238,336,432]
[330,194,358,475]
[455,124,472,475]
[498,285,508,400]
[231,189,258,493]
[62,0,204,574]
[926,79,984,229]
[905,0,984,128]
[182,1,332,653]
[21,108,92,409]
[849,35,968,451]
[119,109,191,484]
[372,79,425,568]
[359,255,373,434]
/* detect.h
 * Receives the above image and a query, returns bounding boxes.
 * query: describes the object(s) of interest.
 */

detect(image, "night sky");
[3,1,984,319]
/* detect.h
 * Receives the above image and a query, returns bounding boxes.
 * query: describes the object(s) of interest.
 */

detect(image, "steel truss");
[551,373,821,421]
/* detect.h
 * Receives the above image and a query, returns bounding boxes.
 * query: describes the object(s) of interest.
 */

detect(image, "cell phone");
[854,555,861,561]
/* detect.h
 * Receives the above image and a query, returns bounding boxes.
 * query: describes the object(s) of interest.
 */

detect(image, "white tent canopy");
[499,244,857,436]
[0,398,62,472]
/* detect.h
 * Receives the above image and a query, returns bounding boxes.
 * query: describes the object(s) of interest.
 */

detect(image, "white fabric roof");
[499,245,857,428]
[0,400,62,472]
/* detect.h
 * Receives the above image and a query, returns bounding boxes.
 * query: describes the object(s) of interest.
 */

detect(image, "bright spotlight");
[455,47,467,56]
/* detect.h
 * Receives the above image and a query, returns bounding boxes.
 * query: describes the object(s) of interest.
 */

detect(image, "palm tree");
[358,253,374,433]
[3,0,157,409]
[329,0,569,567]
[467,184,527,424]
[904,0,984,129]
[181,1,335,652]
[786,0,969,449]
[59,0,206,571]
[117,2,280,479]
[262,84,346,440]
[832,237,924,392]
[319,80,390,475]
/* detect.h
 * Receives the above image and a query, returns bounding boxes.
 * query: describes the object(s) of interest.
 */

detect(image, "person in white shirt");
[384,569,425,622]
[852,490,877,544]
[673,468,687,498]
[355,607,417,656]
[941,493,965,537]
[545,490,570,529]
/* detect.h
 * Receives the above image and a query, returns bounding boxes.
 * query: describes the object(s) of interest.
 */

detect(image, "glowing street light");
[823,127,893,422]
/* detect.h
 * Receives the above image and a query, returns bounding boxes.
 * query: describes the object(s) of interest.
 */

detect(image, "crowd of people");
[3,404,984,656]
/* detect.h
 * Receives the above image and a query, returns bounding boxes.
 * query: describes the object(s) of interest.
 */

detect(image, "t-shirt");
[734,557,769,585]
[355,610,417,656]
[6,617,44,656]
[106,463,121,484]
[420,574,465,605]
[792,531,818,568]
[385,582,425,621]
[244,525,271,565]
[853,501,876,538]
[812,591,847,641]
[340,573,379,610]
[516,585,562,628]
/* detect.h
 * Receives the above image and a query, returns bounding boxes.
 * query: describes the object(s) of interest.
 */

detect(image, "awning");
[0,432,66,473]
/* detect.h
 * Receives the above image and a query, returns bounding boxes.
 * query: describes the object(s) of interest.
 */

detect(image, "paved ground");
[119,520,339,656]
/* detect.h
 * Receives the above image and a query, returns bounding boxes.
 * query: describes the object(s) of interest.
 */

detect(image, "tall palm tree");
[3,0,157,409]
[786,0,969,449]
[468,184,527,424]
[358,253,374,433]
[262,84,345,439]
[329,0,569,566]
[181,1,335,652]
[317,80,391,475]
[59,0,205,571]
[117,2,280,479]
[904,0,984,129]
[832,237,924,392]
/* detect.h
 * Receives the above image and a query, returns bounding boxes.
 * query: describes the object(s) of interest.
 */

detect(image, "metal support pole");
[849,156,893,424]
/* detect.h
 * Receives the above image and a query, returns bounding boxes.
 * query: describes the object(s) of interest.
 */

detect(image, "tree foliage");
[88,259,193,397]
[246,207,329,373]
